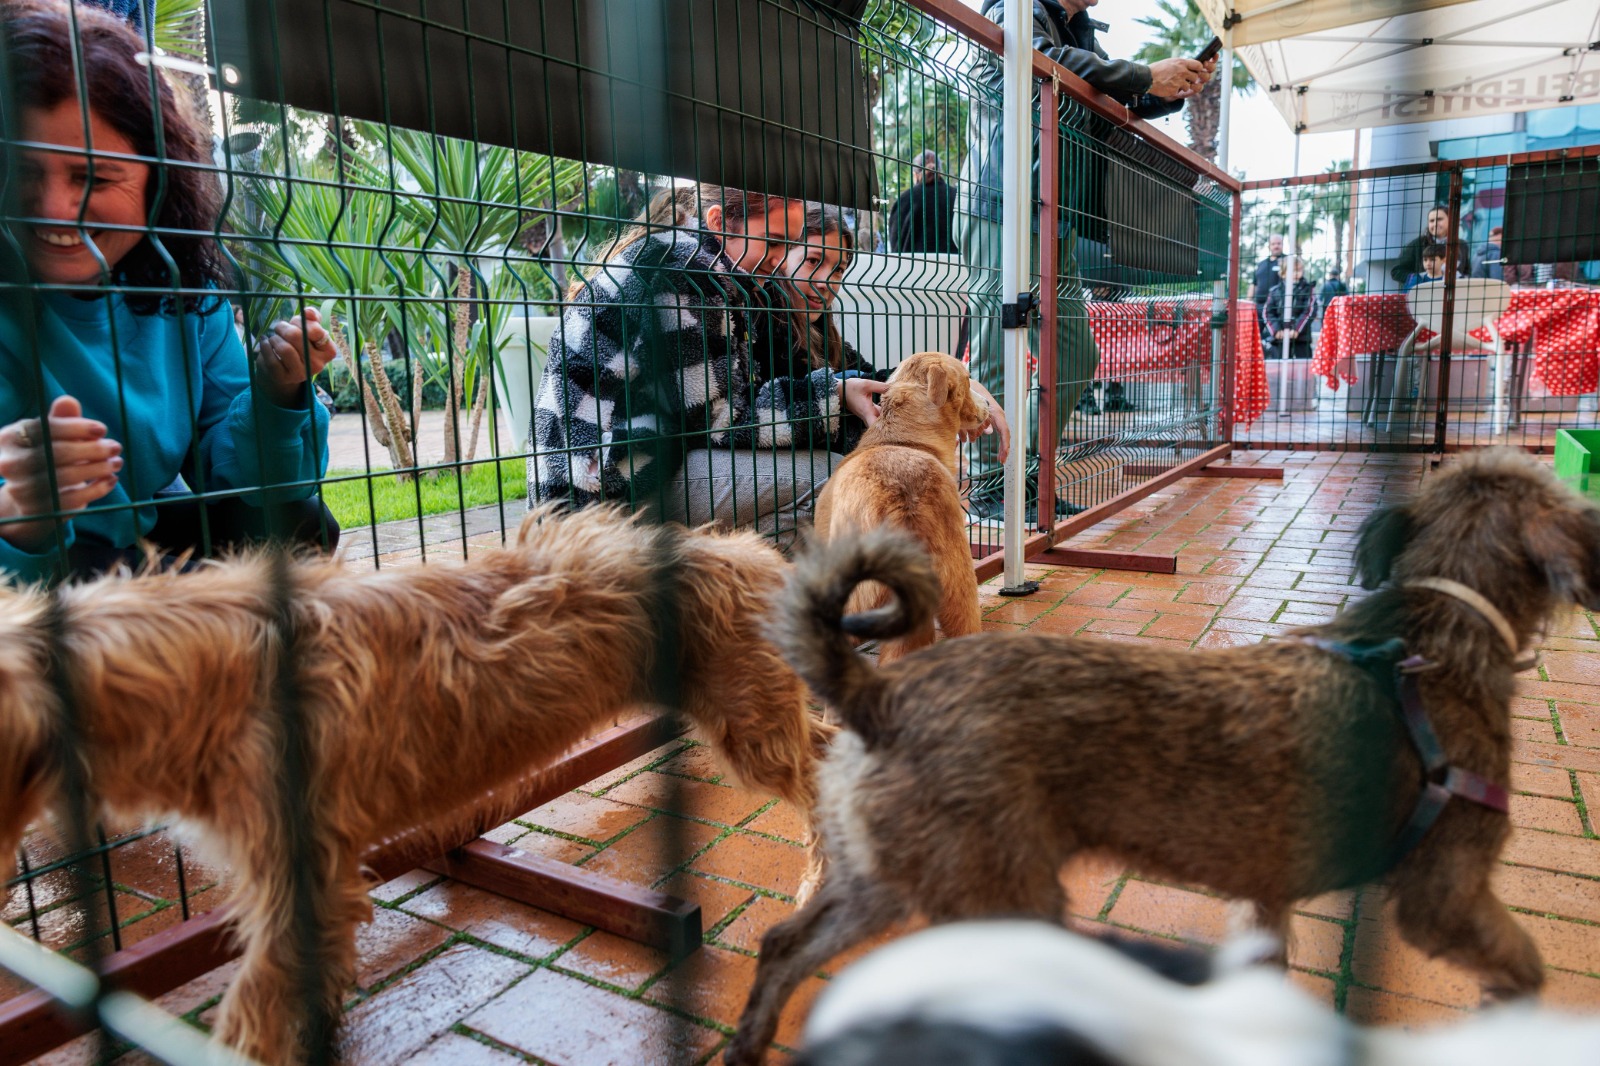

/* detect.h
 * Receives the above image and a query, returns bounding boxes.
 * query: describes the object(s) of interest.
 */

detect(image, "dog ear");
[1524,505,1600,609]
[924,362,955,406]
[1355,505,1414,589]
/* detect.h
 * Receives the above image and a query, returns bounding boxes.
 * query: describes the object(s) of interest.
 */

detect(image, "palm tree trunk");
[1185,78,1222,164]
[443,266,471,468]
[464,365,490,466]
[334,323,416,476]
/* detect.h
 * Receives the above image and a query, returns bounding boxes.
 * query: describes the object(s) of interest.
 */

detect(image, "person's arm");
[1390,238,1421,286]
[193,302,330,503]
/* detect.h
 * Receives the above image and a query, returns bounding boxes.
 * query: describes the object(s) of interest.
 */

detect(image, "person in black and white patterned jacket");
[530,184,890,544]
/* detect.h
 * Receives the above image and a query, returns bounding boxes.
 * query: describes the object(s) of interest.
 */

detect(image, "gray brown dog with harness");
[727,449,1600,1066]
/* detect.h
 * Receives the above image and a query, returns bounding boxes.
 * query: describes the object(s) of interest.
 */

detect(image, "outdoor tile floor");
[17,448,1600,1063]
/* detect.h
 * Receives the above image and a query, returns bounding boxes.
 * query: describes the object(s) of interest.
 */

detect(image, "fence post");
[1433,167,1464,452]
[1225,188,1242,441]
[1036,76,1059,537]
[999,0,1036,593]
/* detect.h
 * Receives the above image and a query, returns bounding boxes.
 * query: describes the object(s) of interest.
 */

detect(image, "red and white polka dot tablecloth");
[1311,291,1600,395]
[1087,298,1270,425]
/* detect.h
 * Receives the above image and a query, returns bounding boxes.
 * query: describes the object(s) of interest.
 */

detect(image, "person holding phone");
[956,0,1215,521]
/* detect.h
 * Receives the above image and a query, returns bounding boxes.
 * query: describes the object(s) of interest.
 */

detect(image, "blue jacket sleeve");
[191,305,330,502]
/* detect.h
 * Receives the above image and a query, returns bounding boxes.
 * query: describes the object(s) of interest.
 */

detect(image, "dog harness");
[1301,633,1509,871]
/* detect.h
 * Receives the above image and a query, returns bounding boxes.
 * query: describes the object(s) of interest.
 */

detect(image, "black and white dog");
[794,922,1600,1066]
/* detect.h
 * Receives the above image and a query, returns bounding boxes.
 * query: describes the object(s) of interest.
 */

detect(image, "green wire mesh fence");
[2,0,1241,1059]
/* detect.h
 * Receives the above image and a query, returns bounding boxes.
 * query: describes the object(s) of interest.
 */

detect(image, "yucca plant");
[348,125,585,467]
[234,169,428,474]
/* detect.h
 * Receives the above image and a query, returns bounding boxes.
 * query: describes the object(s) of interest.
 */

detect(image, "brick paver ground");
[18,449,1600,1064]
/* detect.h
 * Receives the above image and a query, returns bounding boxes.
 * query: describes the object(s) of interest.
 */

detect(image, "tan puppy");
[813,352,989,663]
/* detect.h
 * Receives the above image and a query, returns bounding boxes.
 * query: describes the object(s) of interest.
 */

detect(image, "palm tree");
[348,126,585,468]
[1132,0,1254,165]
[1306,159,1354,271]
[234,172,425,474]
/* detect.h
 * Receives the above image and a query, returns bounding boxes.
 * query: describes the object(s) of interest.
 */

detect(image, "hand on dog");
[961,381,1010,464]
[0,395,122,551]
[843,376,892,429]
[256,306,336,408]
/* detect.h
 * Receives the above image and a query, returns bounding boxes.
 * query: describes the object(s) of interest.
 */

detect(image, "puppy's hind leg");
[725,878,907,1066]
[1392,869,1544,1003]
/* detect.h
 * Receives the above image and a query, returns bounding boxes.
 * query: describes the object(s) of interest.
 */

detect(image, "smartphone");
[1196,36,1222,63]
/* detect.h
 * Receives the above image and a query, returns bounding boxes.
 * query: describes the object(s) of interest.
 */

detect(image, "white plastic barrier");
[494,313,559,453]
[832,252,968,371]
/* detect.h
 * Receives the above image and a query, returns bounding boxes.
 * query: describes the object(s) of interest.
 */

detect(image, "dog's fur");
[795,921,1600,1066]
[812,352,989,663]
[726,450,1600,1064]
[0,506,828,1065]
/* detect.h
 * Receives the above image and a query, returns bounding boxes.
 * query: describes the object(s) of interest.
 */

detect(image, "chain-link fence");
[1236,146,1600,454]
[2,0,1240,1060]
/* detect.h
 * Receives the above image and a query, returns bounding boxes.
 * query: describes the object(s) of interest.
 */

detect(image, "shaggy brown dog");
[726,450,1600,1065]
[0,506,827,1065]
[812,352,989,663]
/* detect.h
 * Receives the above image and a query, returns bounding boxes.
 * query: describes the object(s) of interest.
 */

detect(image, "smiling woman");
[0,0,336,584]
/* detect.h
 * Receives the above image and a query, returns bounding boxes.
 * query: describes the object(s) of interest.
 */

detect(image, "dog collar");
[1403,577,1527,664]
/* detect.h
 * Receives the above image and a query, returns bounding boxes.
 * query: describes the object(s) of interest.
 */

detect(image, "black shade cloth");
[1503,157,1600,266]
[211,0,877,208]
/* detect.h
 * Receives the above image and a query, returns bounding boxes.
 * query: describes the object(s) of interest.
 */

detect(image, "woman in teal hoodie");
[0,0,333,583]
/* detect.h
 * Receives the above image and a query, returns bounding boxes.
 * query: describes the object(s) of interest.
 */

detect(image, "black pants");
[67,496,340,579]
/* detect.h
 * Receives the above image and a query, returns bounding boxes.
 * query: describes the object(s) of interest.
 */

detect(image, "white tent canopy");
[1198,0,1600,134]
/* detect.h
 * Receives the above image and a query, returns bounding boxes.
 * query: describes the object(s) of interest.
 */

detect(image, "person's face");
[715,200,805,276]
[1426,209,1451,238]
[1423,255,1445,277]
[1291,261,1304,280]
[780,228,850,322]
[18,101,149,285]
[1268,236,1284,257]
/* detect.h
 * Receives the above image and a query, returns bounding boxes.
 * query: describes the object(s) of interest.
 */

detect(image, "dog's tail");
[774,528,940,747]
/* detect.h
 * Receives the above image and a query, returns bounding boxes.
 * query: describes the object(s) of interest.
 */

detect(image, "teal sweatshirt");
[0,291,329,584]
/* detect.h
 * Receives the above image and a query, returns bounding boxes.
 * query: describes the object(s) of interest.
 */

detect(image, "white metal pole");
[1279,128,1301,415]
[1212,27,1235,431]
[1218,28,1234,174]
[1001,0,1033,591]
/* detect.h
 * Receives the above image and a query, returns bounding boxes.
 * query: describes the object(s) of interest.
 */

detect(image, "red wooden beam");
[971,443,1232,584]
[424,841,700,958]
[1191,465,1283,479]
[0,908,237,1066]
[0,715,692,1064]
[1029,548,1176,574]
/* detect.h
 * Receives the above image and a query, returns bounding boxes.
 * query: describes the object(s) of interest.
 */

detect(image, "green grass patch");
[320,458,527,528]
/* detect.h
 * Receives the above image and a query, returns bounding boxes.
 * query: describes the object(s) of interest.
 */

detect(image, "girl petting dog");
[0,0,336,584]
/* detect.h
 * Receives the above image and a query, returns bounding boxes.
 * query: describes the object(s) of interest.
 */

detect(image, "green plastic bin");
[1555,428,1600,498]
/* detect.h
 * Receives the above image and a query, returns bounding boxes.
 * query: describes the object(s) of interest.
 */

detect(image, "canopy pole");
[1218,26,1234,174]
[1000,0,1036,594]
[1213,24,1235,438]
[1279,126,1301,415]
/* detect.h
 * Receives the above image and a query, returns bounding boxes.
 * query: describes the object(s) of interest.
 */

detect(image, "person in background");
[1,0,334,584]
[1391,206,1468,287]
[1471,225,1506,281]
[758,204,1008,460]
[529,185,890,547]
[1250,234,1285,320]
[1402,244,1448,292]
[1261,258,1314,360]
[956,0,1212,521]
[888,149,958,255]
[1315,265,1347,323]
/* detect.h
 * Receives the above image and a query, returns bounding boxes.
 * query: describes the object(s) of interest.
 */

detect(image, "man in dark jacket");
[888,150,959,254]
[956,0,1211,519]
[1390,205,1469,288]
[1316,265,1348,321]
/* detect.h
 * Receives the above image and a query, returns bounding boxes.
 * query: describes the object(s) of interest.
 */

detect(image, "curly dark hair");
[3,0,231,313]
